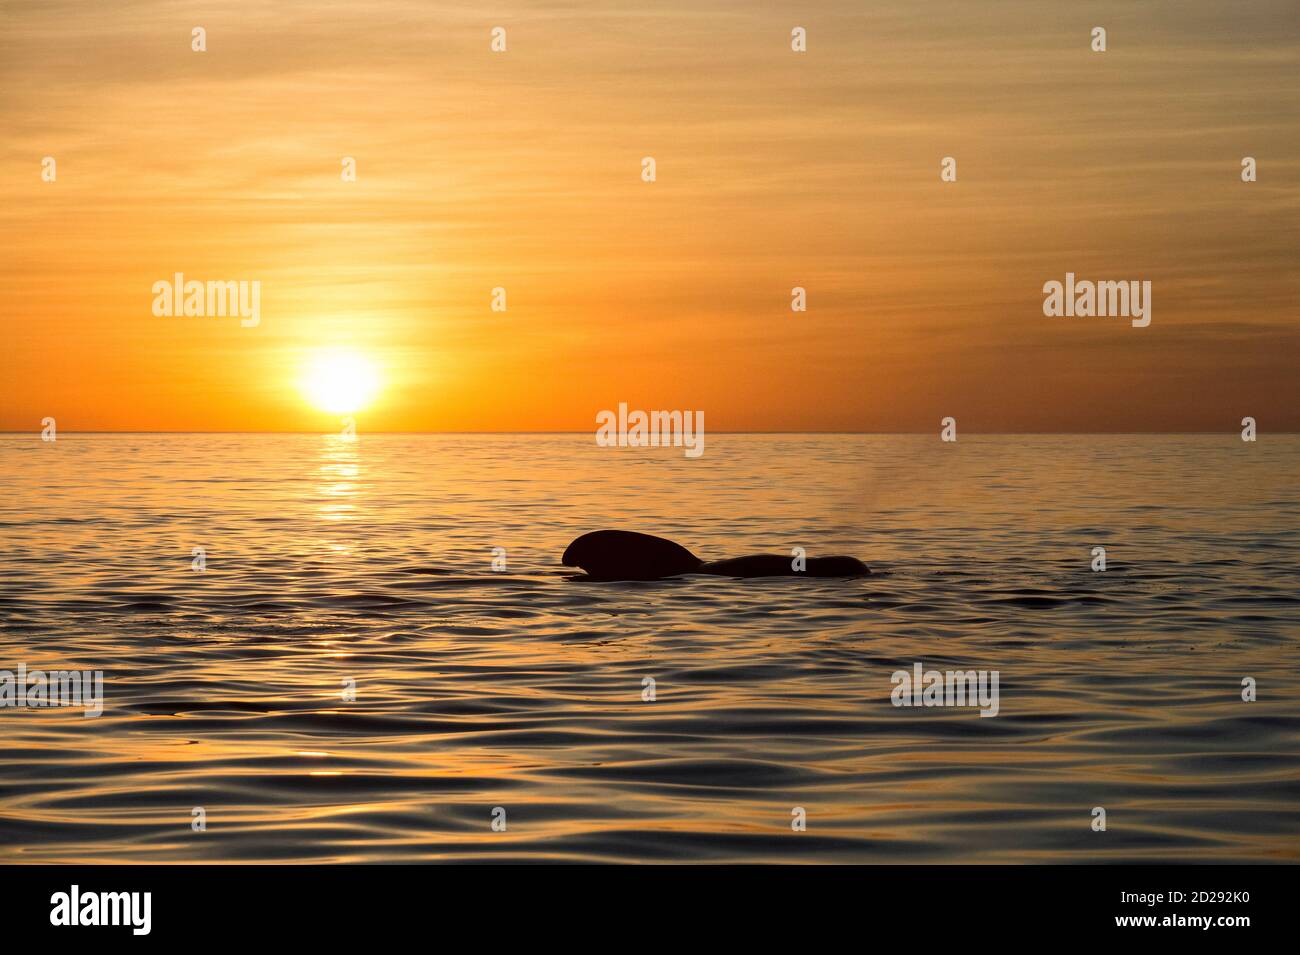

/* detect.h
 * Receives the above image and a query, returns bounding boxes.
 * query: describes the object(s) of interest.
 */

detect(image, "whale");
[562,530,870,581]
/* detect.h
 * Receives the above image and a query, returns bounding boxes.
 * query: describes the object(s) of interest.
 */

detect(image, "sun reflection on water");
[316,434,363,522]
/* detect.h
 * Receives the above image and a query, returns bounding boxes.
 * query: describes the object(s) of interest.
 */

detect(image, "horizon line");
[3,430,1295,436]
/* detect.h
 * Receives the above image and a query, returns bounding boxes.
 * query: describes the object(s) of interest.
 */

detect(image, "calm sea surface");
[1,433,1297,863]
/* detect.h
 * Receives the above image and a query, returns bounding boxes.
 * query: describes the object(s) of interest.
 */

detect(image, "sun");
[301,350,380,414]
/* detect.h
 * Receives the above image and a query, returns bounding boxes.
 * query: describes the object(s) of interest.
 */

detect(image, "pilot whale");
[562,530,870,581]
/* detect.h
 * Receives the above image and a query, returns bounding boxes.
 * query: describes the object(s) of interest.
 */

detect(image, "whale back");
[562,530,703,580]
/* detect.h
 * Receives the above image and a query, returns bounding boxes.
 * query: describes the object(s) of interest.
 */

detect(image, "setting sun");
[301,350,380,415]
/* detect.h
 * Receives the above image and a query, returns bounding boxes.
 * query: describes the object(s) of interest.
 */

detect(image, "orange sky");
[1,1,1297,432]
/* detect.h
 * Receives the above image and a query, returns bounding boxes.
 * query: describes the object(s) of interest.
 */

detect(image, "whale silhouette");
[562,530,870,581]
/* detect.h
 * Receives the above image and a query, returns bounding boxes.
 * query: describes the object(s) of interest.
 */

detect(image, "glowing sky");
[1,1,1296,431]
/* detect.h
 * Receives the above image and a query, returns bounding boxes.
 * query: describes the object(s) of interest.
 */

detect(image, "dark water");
[1,433,1297,862]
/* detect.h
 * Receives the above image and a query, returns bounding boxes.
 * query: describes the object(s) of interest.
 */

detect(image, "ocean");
[1,433,1297,862]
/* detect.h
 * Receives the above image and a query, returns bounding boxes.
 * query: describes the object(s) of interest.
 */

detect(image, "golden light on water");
[301,350,380,415]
